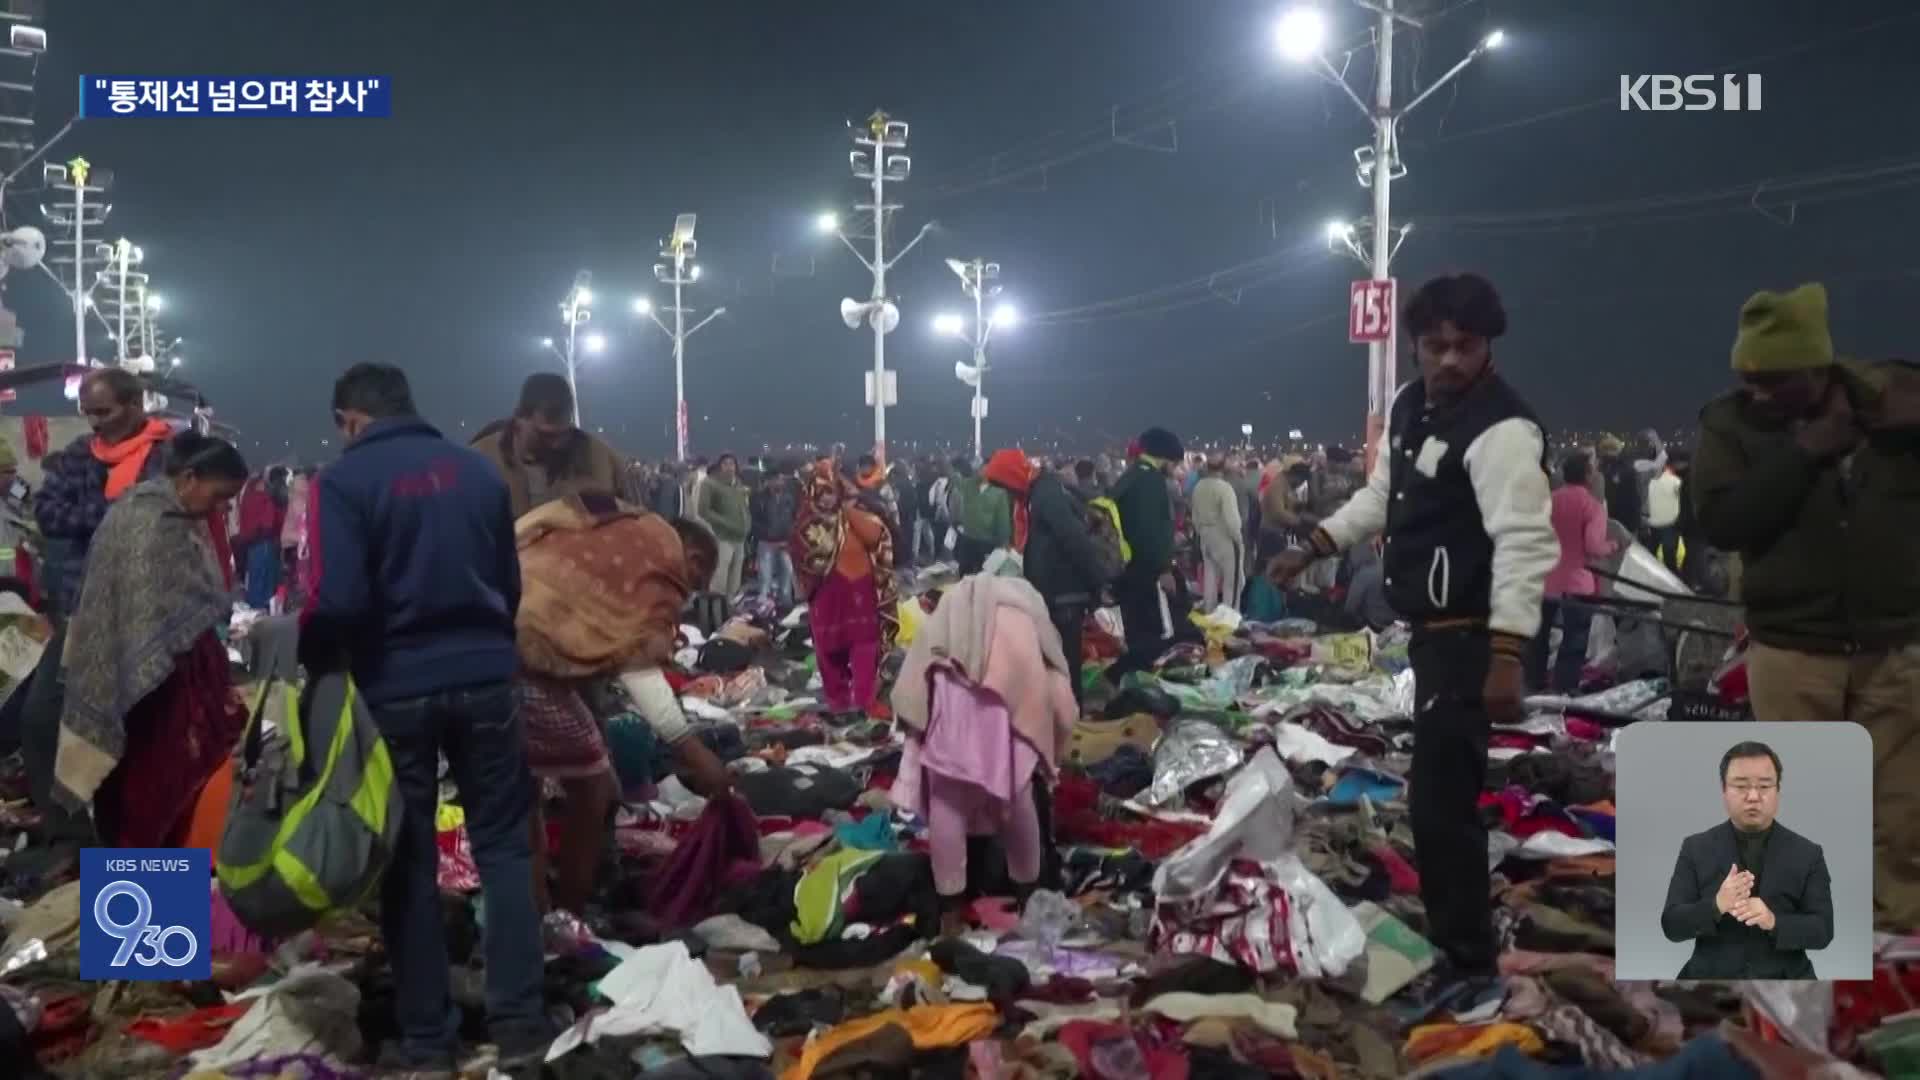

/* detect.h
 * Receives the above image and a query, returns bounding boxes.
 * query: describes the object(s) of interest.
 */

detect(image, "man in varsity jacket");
[1268,272,1558,976]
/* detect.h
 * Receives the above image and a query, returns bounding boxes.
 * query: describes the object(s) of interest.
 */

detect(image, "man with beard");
[472,373,625,519]
[1691,281,1920,930]
[1268,273,1557,980]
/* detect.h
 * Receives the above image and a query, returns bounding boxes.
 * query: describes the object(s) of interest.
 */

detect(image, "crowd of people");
[0,270,1909,1076]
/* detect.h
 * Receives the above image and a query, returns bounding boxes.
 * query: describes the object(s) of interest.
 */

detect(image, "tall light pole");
[934,257,1016,462]
[821,110,935,464]
[557,270,594,425]
[634,214,726,462]
[1277,5,1503,465]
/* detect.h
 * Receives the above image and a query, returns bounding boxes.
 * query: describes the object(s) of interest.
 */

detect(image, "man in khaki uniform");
[1691,281,1920,930]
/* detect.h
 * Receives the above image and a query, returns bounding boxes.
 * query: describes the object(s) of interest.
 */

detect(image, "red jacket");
[235,482,285,548]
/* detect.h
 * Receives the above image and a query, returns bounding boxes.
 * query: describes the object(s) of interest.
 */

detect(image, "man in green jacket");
[699,453,752,595]
[954,465,1011,576]
[1105,427,1184,685]
[1691,281,1920,931]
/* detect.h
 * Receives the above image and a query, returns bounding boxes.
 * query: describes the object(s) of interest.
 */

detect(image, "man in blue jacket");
[299,363,546,1075]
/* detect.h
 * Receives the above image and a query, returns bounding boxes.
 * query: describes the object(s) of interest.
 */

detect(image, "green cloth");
[699,477,752,542]
[1692,359,1920,652]
[957,480,1011,547]
[1731,283,1834,373]
[791,848,884,945]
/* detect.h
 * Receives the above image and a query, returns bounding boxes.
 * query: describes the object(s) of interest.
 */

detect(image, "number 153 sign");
[1348,278,1396,344]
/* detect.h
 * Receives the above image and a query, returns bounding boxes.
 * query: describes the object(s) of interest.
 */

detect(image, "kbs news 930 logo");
[79,848,212,981]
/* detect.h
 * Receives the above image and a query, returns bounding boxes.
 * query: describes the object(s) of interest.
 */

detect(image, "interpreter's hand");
[1482,654,1526,727]
[1265,549,1313,588]
[1715,865,1755,915]
[1732,896,1776,931]
[1796,383,1861,460]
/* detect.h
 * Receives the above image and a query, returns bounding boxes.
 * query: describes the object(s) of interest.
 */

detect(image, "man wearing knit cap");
[1692,281,1920,931]
[1105,426,1185,685]
[1268,273,1558,978]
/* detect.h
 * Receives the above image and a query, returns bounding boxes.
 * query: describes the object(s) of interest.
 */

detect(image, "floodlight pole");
[1306,0,1496,467]
[71,167,86,366]
[970,267,987,462]
[841,112,931,465]
[642,222,724,463]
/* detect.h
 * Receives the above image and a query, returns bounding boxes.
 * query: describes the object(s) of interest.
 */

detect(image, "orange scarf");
[982,448,1036,553]
[93,418,172,499]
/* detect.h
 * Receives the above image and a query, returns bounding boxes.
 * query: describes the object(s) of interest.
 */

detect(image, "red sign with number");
[1348,278,1395,344]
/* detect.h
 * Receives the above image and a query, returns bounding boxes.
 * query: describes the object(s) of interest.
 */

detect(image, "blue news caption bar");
[79,76,391,117]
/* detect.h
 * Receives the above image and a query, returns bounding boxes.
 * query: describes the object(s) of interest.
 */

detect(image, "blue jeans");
[756,542,794,606]
[244,539,281,610]
[372,682,545,1062]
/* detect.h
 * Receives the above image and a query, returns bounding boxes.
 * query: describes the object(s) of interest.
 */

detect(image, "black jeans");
[1650,524,1682,575]
[1047,600,1087,706]
[1408,628,1497,973]
[1104,570,1167,686]
[372,682,546,1063]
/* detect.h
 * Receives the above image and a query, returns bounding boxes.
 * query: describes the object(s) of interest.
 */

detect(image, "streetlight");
[635,213,726,461]
[814,211,840,234]
[824,110,936,463]
[555,270,594,425]
[935,257,1010,462]
[146,292,163,313]
[582,331,607,354]
[1273,8,1326,61]
[1278,2,1505,468]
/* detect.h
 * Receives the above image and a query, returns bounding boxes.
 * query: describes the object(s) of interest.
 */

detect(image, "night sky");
[8,0,1918,464]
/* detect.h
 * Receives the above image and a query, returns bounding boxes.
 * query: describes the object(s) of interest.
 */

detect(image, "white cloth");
[190,970,363,1070]
[1267,722,1357,767]
[545,941,771,1062]
[617,668,691,745]
[1646,469,1683,528]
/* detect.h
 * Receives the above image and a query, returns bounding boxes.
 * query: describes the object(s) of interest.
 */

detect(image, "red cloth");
[1052,775,1205,860]
[21,415,47,459]
[234,482,286,547]
[981,449,1034,552]
[1370,843,1421,894]
[94,632,246,848]
[1057,1020,1189,1080]
[207,510,235,592]
[125,1003,252,1053]
[648,793,760,927]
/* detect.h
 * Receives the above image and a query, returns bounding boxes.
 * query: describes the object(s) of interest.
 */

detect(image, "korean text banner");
[80,76,391,117]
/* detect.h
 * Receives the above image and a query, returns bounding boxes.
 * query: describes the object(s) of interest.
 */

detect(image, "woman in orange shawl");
[790,459,898,719]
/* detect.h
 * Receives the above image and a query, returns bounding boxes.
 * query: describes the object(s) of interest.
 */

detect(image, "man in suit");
[1660,741,1835,979]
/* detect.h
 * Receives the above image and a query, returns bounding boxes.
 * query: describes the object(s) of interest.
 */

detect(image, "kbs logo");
[1619,74,1762,112]
[79,847,211,981]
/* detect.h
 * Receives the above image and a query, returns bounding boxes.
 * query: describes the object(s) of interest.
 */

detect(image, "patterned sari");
[789,462,899,652]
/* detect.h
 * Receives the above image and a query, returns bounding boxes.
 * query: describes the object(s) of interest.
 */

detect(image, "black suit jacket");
[1660,820,1834,979]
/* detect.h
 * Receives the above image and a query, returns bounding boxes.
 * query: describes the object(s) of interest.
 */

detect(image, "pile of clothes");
[0,567,1909,1078]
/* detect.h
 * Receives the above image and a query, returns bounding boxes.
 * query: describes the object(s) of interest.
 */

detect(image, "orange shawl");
[514,497,691,678]
[981,448,1035,552]
[93,418,173,499]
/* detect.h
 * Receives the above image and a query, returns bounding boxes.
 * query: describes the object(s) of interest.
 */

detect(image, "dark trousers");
[373,682,545,1063]
[1048,600,1087,706]
[19,623,89,839]
[1105,571,1167,685]
[1650,524,1682,576]
[1527,598,1594,694]
[1408,628,1496,973]
[955,535,992,577]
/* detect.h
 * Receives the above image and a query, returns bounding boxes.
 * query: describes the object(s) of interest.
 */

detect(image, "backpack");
[216,673,401,937]
[1084,496,1129,585]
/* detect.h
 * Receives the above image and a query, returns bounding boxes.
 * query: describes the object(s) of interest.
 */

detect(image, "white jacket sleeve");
[1462,418,1557,640]
[618,668,693,745]
[1318,436,1392,552]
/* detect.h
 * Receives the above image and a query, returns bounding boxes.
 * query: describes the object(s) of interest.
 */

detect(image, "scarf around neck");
[93,418,172,500]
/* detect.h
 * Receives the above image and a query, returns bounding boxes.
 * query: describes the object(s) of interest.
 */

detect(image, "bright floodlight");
[146,292,164,312]
[1325,219,1352,241]
[632,297,653,316]
[690,264,703,282]
[575,287,594,307]
[814,212,840,234]
[540,337,555,348]
[1483,28,1505,49]
[991,304,1019,329]
[933,312,965,336]
[583,331,607,354]
[1275,8,1327,62]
